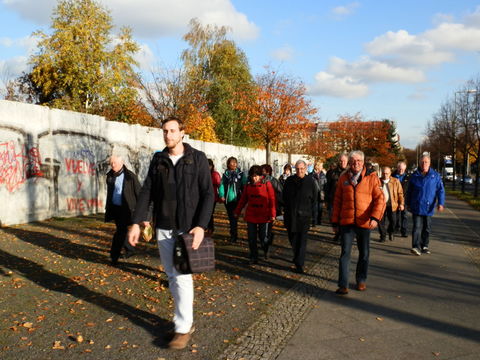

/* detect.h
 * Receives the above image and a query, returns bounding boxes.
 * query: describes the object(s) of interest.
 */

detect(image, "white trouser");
[156,229,193,334]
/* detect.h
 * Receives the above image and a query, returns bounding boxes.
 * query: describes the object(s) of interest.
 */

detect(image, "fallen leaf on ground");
[52,341,65,350]
[376,317,384,321]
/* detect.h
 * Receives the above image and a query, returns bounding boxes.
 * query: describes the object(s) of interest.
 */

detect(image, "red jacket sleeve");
[234,185,249,216]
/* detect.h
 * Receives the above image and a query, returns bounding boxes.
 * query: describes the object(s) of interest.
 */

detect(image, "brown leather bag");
[173,233,215,274]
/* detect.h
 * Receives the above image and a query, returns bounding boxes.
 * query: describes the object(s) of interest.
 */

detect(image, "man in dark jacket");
[128,117,214,350]
[105,155,140,266]
[283,160,318,274]
[325,153,348,220]
[392,160,410,237]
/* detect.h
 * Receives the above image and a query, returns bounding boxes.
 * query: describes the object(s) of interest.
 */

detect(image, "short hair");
[248,165,263,182]
[397,160,407,166]
[161,116,185,131]
[382,166,391,172]
[348,150,365,162]
[207,158,214,169]
[295,159,307,168]
[261,164,273,175]
[339,152,348,160]
[420,153,431,161]
[227,156,238,167]
[283,163,292,172]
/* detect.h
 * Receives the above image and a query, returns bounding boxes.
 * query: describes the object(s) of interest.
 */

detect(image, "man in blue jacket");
[406,154,445,256]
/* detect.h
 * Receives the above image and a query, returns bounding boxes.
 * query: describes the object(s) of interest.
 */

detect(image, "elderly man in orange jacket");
[331,150,385,295]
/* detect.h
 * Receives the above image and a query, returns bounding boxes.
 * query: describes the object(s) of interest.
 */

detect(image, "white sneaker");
[411,248,421,256]
[422,247,431,254]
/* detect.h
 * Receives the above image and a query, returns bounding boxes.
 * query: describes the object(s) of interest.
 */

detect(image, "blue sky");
[1,0,479,149]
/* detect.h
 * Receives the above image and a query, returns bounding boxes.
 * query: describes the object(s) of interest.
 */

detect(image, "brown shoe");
[356,282,367,291]
[335,287,348,295]
[168,325,195,350]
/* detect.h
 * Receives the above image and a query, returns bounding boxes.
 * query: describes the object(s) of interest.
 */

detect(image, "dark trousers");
[110,205,134,262]
[312,201,324,225]
[412,214,432,250]
[395,209,408,236]
[247,222,269,260]
[225,201,238,241]
[287,229,308,268]
[338,225,371,288]
[379,205,396,240]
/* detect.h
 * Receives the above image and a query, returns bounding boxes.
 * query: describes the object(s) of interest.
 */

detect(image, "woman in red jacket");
[234,165,276,264]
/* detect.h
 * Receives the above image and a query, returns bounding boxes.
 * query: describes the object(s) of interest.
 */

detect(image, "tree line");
[3,0,401,166]
[421,75,480,197]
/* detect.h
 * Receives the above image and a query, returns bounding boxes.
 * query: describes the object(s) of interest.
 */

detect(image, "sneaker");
[422,247,431,254]
[168,325,195,350]
[411,248,421,256]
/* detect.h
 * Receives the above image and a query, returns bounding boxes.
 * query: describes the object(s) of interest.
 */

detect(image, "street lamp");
[454,89,477,192]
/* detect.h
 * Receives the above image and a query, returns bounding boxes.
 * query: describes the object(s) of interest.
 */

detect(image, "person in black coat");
[105,155,141,266]
[127,117,214,350]
[282,160,318,274]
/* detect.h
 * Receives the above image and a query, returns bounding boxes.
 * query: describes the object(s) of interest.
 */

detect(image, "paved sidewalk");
[275,195,480,360]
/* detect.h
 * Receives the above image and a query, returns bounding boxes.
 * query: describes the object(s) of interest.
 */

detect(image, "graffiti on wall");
[0,140,43,192]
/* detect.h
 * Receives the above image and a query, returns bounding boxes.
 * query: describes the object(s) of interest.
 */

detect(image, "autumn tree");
[237,70,317,164]
[19,0,139,121]
[182,19,255,145]
[323,114,399,166]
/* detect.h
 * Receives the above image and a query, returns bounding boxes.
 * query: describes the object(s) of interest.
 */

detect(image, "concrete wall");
[0,100,306,226]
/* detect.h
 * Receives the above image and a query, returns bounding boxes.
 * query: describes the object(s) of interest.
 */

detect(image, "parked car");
[458,176,473,185]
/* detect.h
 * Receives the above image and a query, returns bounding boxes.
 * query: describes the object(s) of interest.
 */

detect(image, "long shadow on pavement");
[2,227,160,282]
[0,248,172,347]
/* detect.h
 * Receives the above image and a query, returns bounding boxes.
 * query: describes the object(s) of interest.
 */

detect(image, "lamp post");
[454,89,477,191]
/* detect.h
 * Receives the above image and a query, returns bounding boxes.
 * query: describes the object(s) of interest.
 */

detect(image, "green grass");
[446,189,480,211]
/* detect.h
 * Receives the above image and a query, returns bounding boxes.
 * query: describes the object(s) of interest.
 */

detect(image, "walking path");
[274,195,480,360]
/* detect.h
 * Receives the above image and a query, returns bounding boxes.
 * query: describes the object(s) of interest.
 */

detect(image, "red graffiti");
[65,158,96,176]
[66,198,103,212]
[0,141,43,192]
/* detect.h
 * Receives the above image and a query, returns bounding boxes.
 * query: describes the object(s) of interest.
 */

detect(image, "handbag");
[173,233,215,274]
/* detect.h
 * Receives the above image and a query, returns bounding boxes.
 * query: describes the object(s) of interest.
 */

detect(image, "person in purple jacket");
[406,154,445,256]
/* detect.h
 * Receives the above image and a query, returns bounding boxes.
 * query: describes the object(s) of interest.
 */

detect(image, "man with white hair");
[282,159,318,274]
[105,154,140,266]
[406,154,445,256]
[332,150,385,295]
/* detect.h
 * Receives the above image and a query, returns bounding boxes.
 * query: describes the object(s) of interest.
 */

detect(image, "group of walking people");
[103,116,445,349]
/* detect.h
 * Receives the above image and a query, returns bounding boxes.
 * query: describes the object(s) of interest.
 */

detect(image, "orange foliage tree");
[322,114,399,166]
[237,70,317,164]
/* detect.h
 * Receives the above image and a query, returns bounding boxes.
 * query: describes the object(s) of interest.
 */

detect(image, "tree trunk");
[266,141,271,165]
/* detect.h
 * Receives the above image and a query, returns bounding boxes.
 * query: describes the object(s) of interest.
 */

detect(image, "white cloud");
[464,6,480,28]
[2,0,259,41]
[424,23,480,51]
[328,56,425,83]
[365,30,454,66]
[1,0,56,24]
[308,71,368,99]
[432,13,454,26]
[271,45,294,61]
[0,56,29,80]
[0,35,39,53]
[134,43,155,71]
[331,2,360,18]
